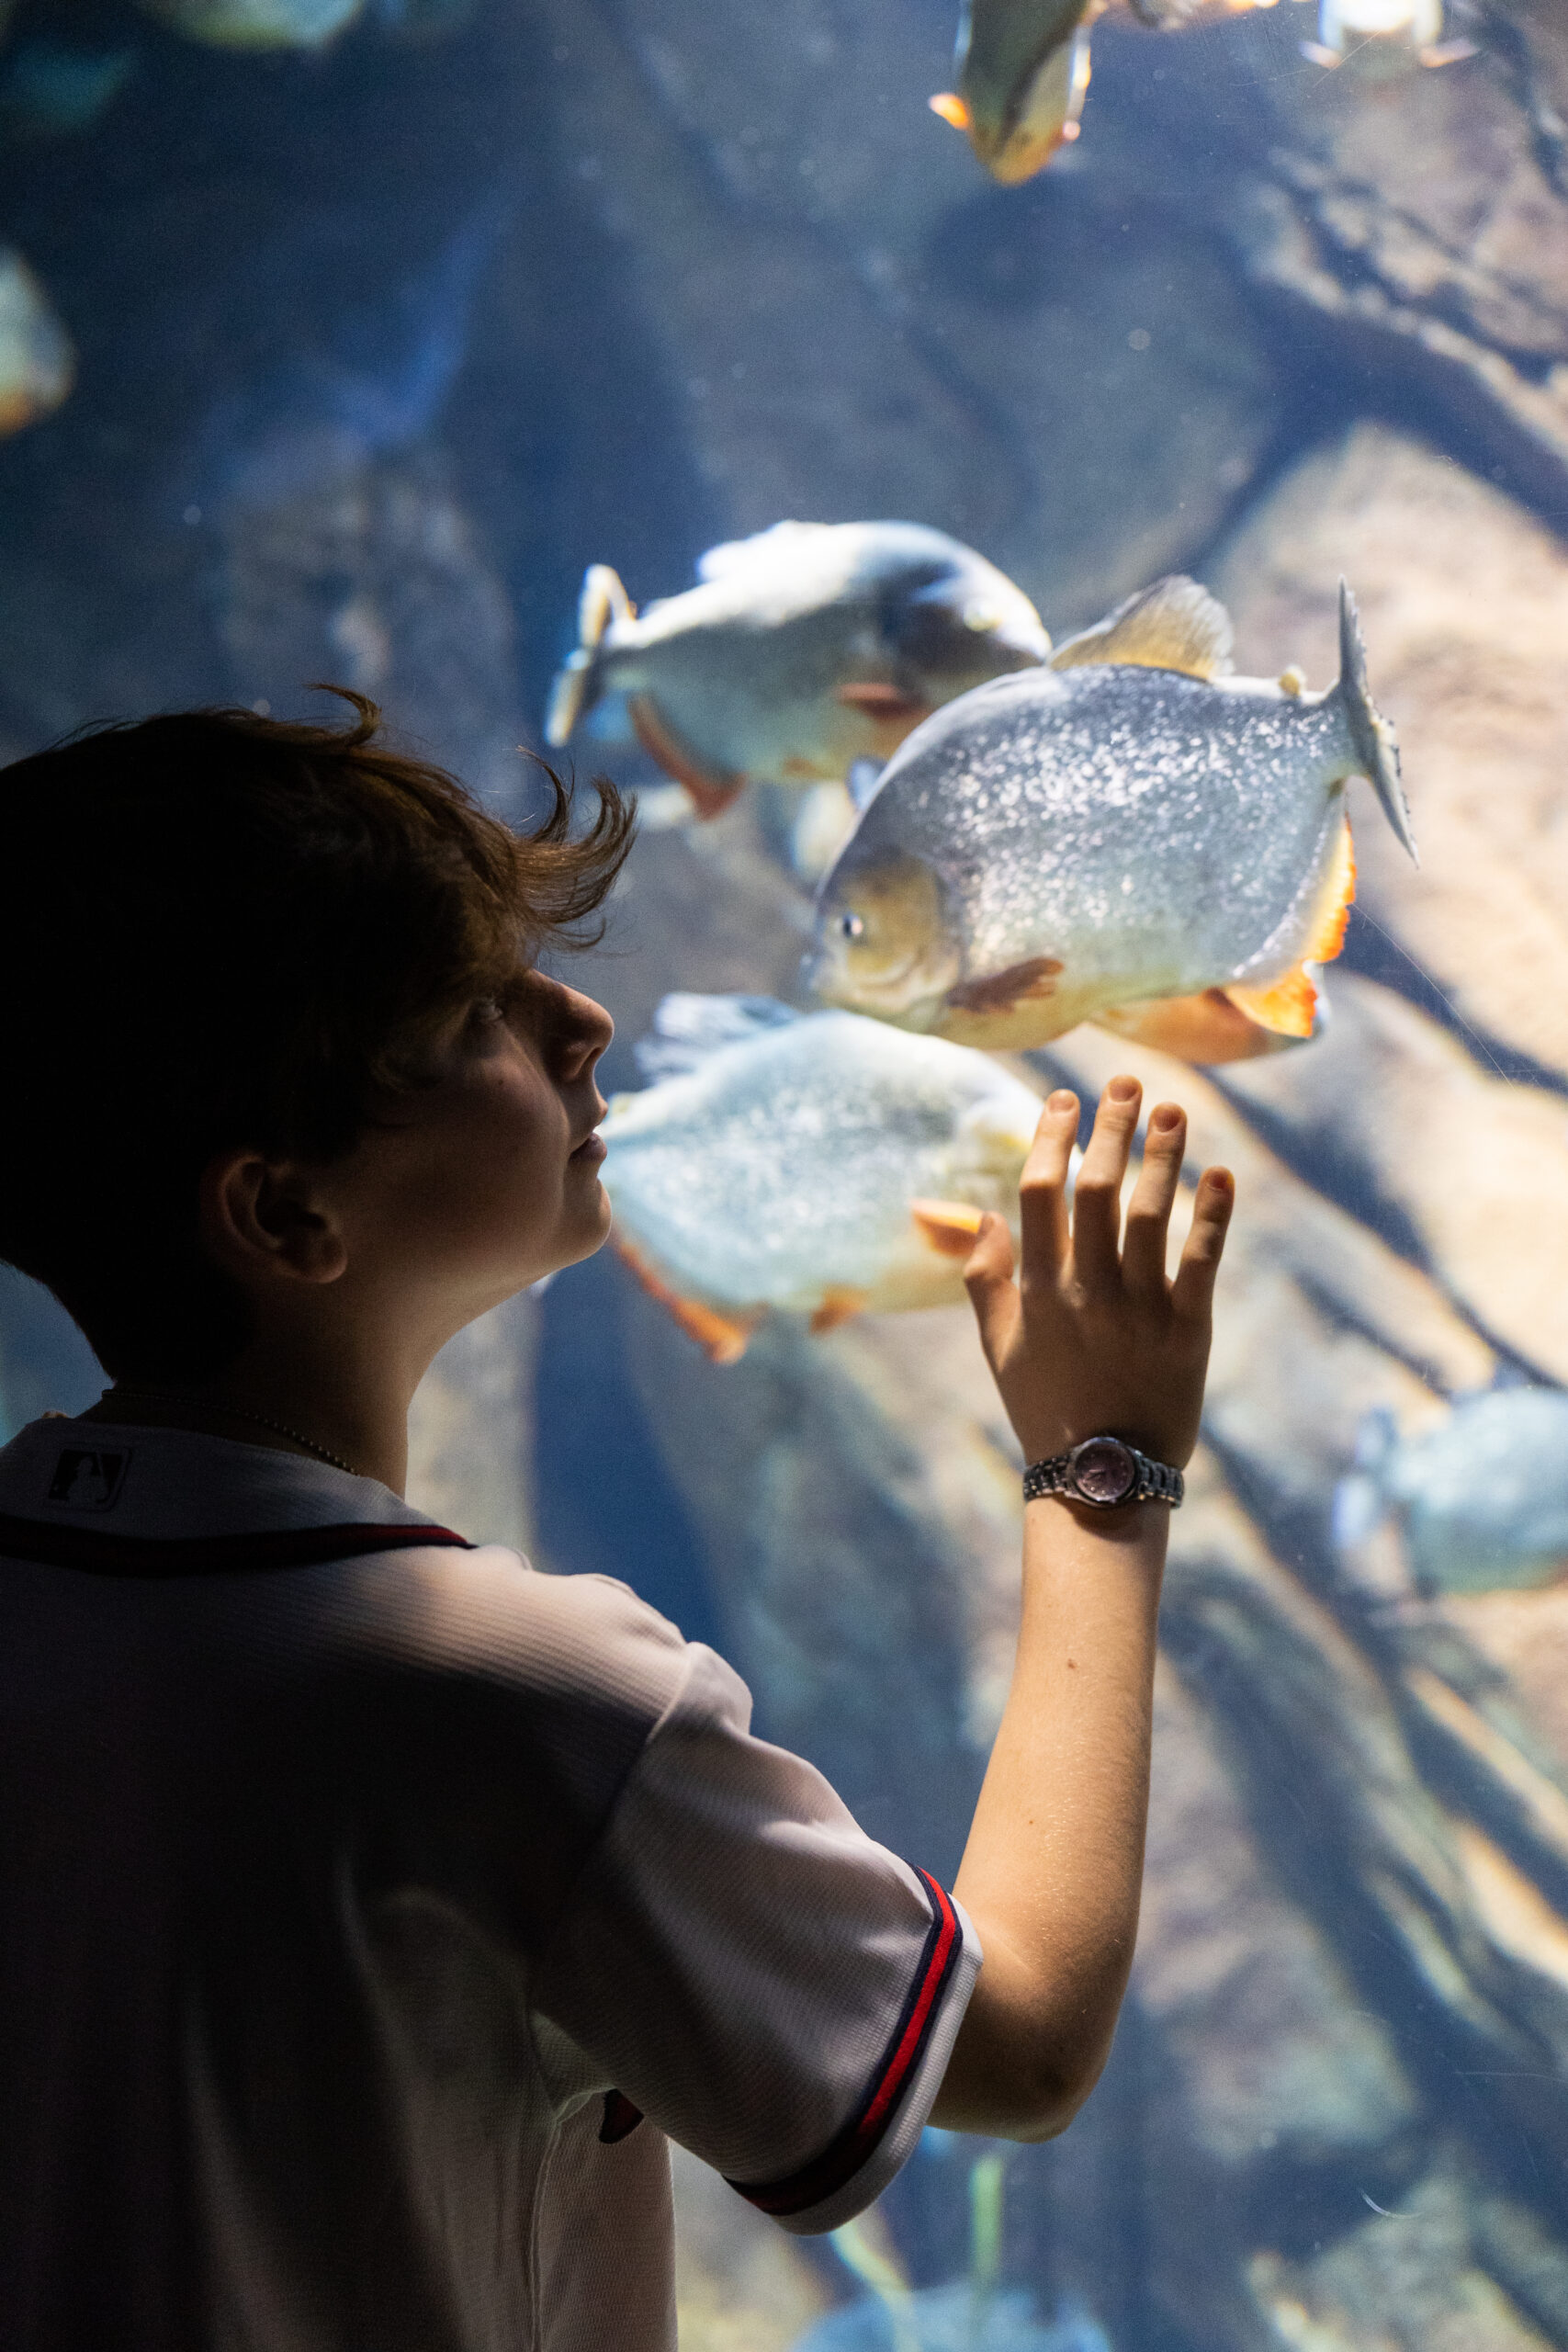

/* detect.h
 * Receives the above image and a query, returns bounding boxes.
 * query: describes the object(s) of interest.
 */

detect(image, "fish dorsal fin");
[634,993,799,1081]
[695,522,813,582]
[1050,575,1235,681]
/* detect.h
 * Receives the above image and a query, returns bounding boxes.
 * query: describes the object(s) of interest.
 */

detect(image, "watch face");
[1071,1438,1137,1508]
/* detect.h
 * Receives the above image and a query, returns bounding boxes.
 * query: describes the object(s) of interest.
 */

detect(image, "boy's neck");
[82,1358,414,1497]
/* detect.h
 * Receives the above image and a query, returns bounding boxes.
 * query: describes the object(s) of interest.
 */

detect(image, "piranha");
[136,0,363,50]
[0,249,73,438]
[810,573,1416,1062]
[600,994,1046,1363]
[544,521,1050,820]
[928,0,1098,185]
[1301,0,1476,72]
[1335,1392,1568,1598]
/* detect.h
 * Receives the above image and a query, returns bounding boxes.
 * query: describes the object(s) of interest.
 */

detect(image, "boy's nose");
[549,980,615,1079]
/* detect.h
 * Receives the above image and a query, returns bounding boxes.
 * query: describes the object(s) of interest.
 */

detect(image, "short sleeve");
[529,1642,981,2234]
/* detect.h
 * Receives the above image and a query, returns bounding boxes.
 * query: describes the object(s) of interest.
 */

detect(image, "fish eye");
[839,911,865,942]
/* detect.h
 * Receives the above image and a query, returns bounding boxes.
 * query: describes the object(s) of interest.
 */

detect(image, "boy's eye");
[471,995,505,1028]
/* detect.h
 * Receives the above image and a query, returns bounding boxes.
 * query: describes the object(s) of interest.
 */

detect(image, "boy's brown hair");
[0,694,633,1380]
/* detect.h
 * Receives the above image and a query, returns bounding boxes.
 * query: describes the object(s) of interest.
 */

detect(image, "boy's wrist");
[1023,1488,1171,1555]
[1021,1435,1184,1513]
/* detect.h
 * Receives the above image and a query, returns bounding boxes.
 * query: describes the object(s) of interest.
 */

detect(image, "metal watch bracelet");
[1022,1434,1184,1511]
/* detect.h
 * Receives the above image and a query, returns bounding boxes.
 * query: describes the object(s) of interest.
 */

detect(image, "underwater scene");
[4,0,1568,2341]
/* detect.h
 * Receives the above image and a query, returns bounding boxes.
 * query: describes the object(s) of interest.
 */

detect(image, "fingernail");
[1208,1168,1234,1195]
[1151,1103,1182,1131]
[1048,1090,1077,1113]
[1108,1077,1139,1102]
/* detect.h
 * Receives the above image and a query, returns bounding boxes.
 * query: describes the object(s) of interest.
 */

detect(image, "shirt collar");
[0,1417,438,1542]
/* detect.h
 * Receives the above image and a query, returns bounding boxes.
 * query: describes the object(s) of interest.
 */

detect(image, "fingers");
[964,1210,1021,1370]
[1017,1091,1077,1291]
[1171,1167,1235,1324]
[1070,1078,1142,1291]
[1122,1102,1186,1300]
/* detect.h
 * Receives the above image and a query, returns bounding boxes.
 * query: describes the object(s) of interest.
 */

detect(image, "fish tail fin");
[544,563,633,748]
[1334,579,1417,865]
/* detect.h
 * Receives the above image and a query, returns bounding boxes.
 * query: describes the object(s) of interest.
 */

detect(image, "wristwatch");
[1022,1435,1183,1510]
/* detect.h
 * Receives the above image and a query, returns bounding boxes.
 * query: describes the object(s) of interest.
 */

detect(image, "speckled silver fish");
[600,995,1044,1362]
[0,248,73,437]
[810,575,1416,1059]
[544,521,1049,819]
[1336,1392,1568,1597]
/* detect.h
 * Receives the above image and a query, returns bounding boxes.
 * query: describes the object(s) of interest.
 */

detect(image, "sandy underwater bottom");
[5,0,1568,2342]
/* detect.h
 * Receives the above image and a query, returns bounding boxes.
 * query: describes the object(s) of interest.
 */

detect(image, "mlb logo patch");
[47,1448,130,1511]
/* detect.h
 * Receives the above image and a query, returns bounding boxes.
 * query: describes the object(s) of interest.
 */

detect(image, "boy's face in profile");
[312,964,615,1330]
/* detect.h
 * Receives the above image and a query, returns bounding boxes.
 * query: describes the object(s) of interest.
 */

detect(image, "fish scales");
[811,579,1412,1057]
[602,1008,1043,1336]
[851,671,1345,1004]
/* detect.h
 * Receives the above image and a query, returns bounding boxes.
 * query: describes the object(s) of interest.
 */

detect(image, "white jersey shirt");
[0,1418,979,2352]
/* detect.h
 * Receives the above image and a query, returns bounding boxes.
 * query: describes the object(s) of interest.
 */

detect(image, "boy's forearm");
[933,1496,1167,2138]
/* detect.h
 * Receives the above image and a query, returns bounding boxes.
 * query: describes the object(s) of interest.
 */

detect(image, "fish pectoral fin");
[908,1199,987,1260]
[835,681,932,721]
[809,1286,870,1335]
[613,1238,758,1364]
[627,695,745,820]
[1095,990,1295,1065]
[1224,967,1321,1040]
[945,956,1063,1015]
[1050,575,1235,681]
[928,90,971,129]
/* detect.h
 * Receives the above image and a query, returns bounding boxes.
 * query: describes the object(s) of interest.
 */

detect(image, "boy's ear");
[197,1149,350,1287]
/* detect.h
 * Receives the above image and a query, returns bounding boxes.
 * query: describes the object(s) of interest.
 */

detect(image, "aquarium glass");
[4,0,1568,2344]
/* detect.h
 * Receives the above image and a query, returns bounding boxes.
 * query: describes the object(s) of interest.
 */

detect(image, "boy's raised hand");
[964,1076,1233,1474]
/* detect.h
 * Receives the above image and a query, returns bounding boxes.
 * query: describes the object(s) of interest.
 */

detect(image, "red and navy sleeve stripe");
[728,1869,963,2219]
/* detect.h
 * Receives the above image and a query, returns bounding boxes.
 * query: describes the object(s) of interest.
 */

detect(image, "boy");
[0,695,1232,2351]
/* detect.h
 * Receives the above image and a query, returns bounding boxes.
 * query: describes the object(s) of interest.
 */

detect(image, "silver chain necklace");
[99,1388,363,1480]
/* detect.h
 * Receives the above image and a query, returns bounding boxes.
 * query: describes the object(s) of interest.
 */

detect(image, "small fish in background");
[927,0,1280,187]
[0,41,137,143]
[600,995,1047,1363]
[137,0,364,51]
[811,575,1416,1062]
[929,0,1097,186]
[1335,1390,1568,1598]
[0,249,73,438]
[1301,0,1477,72]
[545,521,1050,820]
